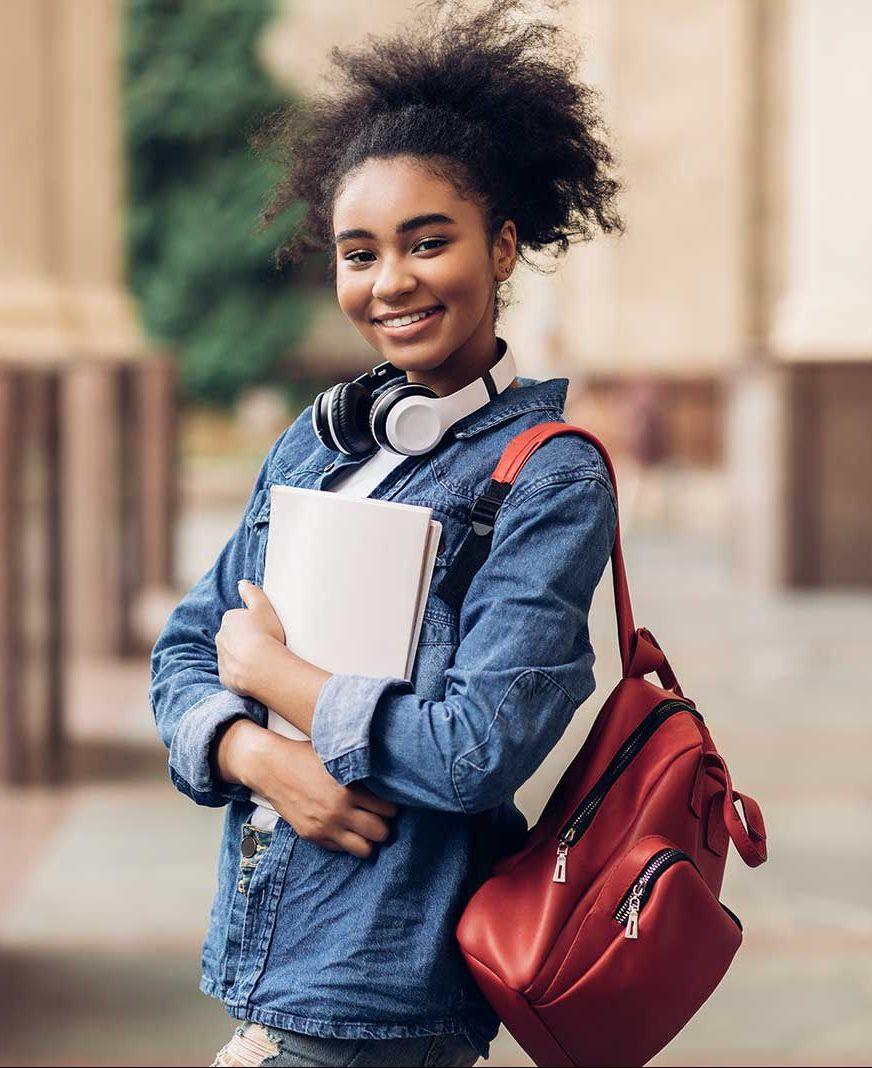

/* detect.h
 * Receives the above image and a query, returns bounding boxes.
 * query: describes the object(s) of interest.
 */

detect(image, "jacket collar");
[450,375,568,438]
[370,359,569,441]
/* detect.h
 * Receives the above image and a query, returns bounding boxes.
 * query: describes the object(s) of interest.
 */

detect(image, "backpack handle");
[625,626,691,702]
[698,752,768,867]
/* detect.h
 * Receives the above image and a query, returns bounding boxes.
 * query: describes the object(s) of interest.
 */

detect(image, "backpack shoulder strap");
[433,421,644,684]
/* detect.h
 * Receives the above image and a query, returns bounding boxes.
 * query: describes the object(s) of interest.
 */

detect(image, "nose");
[371,254,416,303]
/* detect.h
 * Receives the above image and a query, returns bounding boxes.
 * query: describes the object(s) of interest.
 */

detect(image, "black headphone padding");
[333,382,375,455]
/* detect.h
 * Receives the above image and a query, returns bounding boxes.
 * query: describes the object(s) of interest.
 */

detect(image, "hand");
[262,735,399,858]
[217,720,399,859]
[216,580,285,697]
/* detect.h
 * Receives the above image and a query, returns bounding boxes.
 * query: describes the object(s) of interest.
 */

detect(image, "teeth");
[380,308,438,328]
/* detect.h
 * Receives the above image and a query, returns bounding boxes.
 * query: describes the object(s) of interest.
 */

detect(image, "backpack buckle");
[469,480,511,535]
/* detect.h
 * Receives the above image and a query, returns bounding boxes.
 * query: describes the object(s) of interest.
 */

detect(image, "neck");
[406,332,509,398]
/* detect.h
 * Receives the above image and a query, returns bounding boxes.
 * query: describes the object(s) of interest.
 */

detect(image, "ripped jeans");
[211,1020,480,1066]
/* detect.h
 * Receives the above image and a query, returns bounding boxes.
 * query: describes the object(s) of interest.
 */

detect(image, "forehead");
[332,156,475,229]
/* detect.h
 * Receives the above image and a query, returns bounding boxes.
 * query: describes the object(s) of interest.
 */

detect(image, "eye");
[414,238,446,252]
[344,249,376,265]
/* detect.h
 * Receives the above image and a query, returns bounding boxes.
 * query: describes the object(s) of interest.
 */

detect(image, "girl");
[150,1,624,1064]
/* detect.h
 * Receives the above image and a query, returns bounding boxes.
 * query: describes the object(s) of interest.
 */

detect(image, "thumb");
[237,579,264,609]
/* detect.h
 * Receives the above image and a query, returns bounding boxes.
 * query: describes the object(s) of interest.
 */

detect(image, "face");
[332,155,516,396]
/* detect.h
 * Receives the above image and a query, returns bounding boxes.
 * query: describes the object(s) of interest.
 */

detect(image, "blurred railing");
[0,353,176,785]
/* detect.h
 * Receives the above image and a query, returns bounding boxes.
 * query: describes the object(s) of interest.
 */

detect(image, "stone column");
[731,0,872,588]
[0,0,155,658]
[723,0,791,591]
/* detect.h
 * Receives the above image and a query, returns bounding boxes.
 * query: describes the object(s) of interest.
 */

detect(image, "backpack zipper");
[613,847,692,938]
[612,847,743,940]
[552,699,703,884]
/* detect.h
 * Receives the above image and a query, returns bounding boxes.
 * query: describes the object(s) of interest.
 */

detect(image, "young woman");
[150,2,624,1064]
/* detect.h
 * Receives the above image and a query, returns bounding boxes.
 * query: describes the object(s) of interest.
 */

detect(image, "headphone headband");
[352,360,407,393]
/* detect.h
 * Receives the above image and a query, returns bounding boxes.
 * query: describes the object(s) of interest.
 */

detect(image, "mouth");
[372,305,445,338]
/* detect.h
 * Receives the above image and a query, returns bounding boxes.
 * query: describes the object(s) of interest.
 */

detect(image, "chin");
[368,337,451,372]
[395,354,450,374]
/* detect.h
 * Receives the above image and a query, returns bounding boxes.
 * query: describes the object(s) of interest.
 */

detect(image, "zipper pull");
[625,879,644,939]
[625,900,640,939]
[552,842,569,883]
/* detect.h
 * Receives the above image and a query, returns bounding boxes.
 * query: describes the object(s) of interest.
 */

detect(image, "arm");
[148,428,288,807]
[308,469,618,814]
[213,718,400,858]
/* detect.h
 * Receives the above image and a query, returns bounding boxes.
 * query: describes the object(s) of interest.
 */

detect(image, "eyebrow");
[334,213,456,245]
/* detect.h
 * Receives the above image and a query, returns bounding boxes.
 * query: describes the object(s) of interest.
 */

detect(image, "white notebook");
[249,485,442,811]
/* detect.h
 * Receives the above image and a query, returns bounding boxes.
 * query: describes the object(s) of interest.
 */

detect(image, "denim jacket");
[149,368,617,1061]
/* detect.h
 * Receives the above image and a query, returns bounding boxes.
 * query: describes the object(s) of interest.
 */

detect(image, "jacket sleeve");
[149,429,288,807]
[309,469,618,813]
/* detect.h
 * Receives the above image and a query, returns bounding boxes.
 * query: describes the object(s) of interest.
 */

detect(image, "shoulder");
[501,420,617,517]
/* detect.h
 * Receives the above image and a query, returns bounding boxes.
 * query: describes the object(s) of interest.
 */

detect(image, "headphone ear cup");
[333,381,376,455]
[312,388,336,449]
[370,382,439,453]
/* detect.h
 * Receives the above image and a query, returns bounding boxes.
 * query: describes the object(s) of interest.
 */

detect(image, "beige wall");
[770,0,872,359]
[558,0,754,376]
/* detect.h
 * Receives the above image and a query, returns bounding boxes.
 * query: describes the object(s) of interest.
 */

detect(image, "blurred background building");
[0,1,869,1065]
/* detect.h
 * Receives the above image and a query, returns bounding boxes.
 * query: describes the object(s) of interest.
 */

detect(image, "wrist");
[237,720,284,794]
[243,635,291,708]
[214,717,267,790]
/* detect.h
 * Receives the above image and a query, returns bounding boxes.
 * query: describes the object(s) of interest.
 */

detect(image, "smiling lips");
[374,305,445,335]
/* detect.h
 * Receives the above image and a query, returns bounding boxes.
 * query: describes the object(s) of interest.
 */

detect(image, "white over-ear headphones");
[311,337,518,457]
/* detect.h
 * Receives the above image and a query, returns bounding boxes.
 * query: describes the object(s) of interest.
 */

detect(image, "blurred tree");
[122,0,314,407]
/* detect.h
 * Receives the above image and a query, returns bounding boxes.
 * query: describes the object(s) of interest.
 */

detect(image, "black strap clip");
[469,480,510,534]
[433,480,511,611]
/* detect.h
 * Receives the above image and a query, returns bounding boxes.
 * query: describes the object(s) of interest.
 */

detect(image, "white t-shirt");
[248,446,408,831]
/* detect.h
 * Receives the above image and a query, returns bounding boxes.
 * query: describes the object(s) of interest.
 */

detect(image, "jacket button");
[240,835,257,858]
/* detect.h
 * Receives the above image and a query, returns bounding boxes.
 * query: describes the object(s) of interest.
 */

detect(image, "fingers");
[328,830,377,860]
[313,833,373,859]
[346,783,399,818]
[344,807,392,846]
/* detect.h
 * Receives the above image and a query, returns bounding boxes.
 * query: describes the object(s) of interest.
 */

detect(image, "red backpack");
[449,422,768,1068]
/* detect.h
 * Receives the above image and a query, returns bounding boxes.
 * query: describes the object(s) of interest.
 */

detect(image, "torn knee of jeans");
[212,1022,280,1067]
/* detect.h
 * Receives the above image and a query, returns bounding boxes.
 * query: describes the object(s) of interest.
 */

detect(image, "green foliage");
[122,0,312,406]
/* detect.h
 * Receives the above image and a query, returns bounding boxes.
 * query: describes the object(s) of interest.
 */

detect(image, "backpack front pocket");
[537,833,742,1067]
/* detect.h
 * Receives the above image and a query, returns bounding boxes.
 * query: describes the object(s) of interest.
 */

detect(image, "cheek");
[431,250,491,309]
[336,273,368,319]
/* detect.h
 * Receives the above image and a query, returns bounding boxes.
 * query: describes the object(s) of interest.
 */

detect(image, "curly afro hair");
[249,0,625,322]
